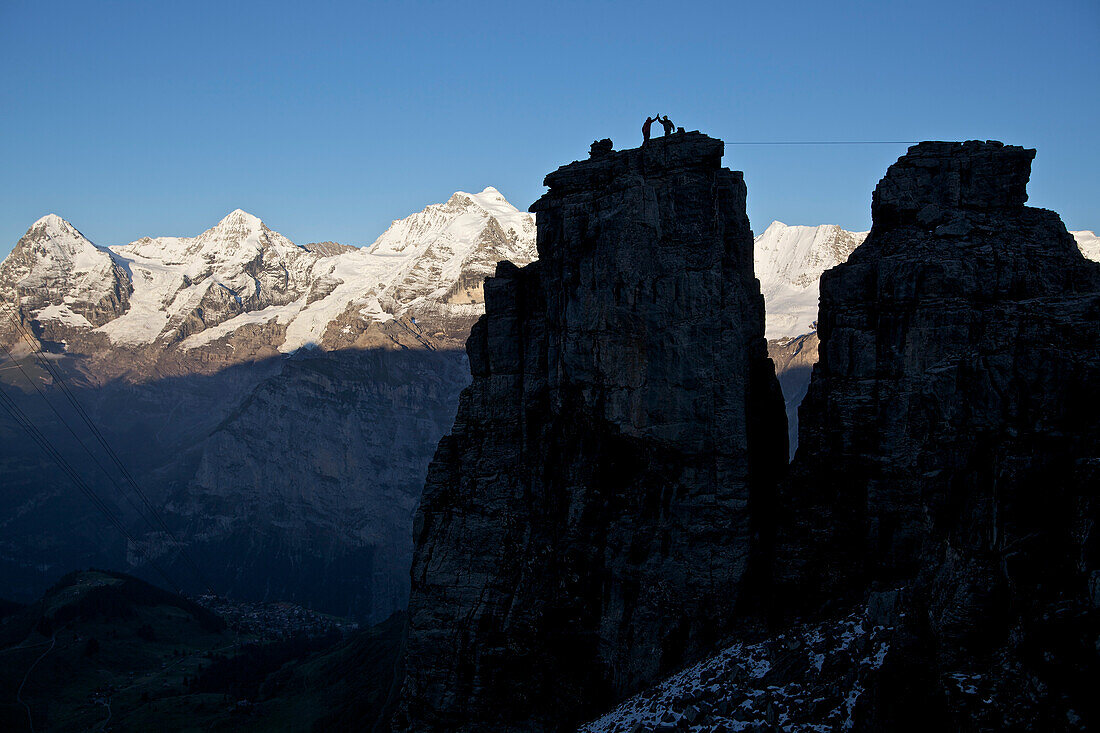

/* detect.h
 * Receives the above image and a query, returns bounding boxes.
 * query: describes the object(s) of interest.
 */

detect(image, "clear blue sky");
[2,0,1097,255]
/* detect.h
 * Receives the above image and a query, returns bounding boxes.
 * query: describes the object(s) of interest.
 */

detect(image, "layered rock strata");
[398,133,787,731]
[778,141,1100,728]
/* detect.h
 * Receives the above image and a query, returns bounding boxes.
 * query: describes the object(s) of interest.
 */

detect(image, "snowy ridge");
[103,209,317,345]
[365,186,537,309]
[1072,230,1099,262]
[754,222,867,340]
[1,189,537,353]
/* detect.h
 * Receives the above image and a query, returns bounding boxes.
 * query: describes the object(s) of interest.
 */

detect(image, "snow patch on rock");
[580,610,895,733]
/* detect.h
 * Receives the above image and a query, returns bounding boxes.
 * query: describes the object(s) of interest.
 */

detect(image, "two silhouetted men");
[642,114,676,143]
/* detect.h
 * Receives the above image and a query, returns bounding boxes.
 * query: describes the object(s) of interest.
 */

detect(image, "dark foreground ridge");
[776,140,1100,729]
[396,132,787,731]
[580,141,1100,732]
[0,569,404,731]
[396,137,1099,731]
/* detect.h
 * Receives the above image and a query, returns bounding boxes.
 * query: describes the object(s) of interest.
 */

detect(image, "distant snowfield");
[753,221,867,340]
[19,188,542,353]
[754,225,1100,341]
[6,205,1095,352]
[1072,230,1099,262]
[36,303,92,328]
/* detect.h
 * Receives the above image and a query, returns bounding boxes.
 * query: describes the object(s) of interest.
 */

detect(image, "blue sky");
[1,0,1097,255]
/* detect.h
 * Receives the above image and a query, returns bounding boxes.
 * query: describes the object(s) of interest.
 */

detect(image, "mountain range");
[0,188,535,621]
[0,187,1094,622]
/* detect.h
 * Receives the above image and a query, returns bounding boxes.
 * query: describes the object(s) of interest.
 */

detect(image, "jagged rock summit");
[778,140,1100,728]
[397,132,787,731]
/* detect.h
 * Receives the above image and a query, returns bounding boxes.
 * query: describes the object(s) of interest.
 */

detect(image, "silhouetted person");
[660,115,675,136]
[642,115,657,143]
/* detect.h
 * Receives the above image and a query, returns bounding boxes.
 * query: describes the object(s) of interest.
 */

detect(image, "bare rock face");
[301,240,357,257]
[778,141,1100,728]
[398,133,788,731]
[767,331,819,459]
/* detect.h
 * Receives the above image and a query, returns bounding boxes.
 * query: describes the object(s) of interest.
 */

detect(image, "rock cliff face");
[778,141,1100,728]
[766,331,819,459]
[763,229,1098,462]
[398,133,788,731]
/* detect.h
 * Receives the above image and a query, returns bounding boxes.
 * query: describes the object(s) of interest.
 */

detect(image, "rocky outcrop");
[763,227,1100,463]
[302,240,358,257]
[580,601,896,732]
[777,141,1100,728]
[398,133,788,731]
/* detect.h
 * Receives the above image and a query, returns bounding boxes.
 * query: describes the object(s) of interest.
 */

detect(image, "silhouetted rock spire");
[396,132,787,731]
[776,140,1100,728]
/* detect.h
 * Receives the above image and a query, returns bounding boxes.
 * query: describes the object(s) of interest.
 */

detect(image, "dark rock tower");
[778,141,1100,728]
[397,133,787,731]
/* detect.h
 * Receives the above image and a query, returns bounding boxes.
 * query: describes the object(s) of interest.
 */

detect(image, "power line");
[1,339,174,550]
[726,140,918,145]
[5,317,214,592]
[3,315,214,592]
[0,386,180,594]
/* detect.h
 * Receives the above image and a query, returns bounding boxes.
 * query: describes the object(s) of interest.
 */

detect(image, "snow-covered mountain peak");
[459,186,510,210]
[213,208,265,233]
[368,188,535,260]
[1072,230,1099,262]
[31,212,75,233]
[754,221,867,339]
[116,209,297,266]
[441,187,517,217]
[1,214,127,332]
[198,209,284,253]
[14,213,109,274]
[24,213,94,249]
